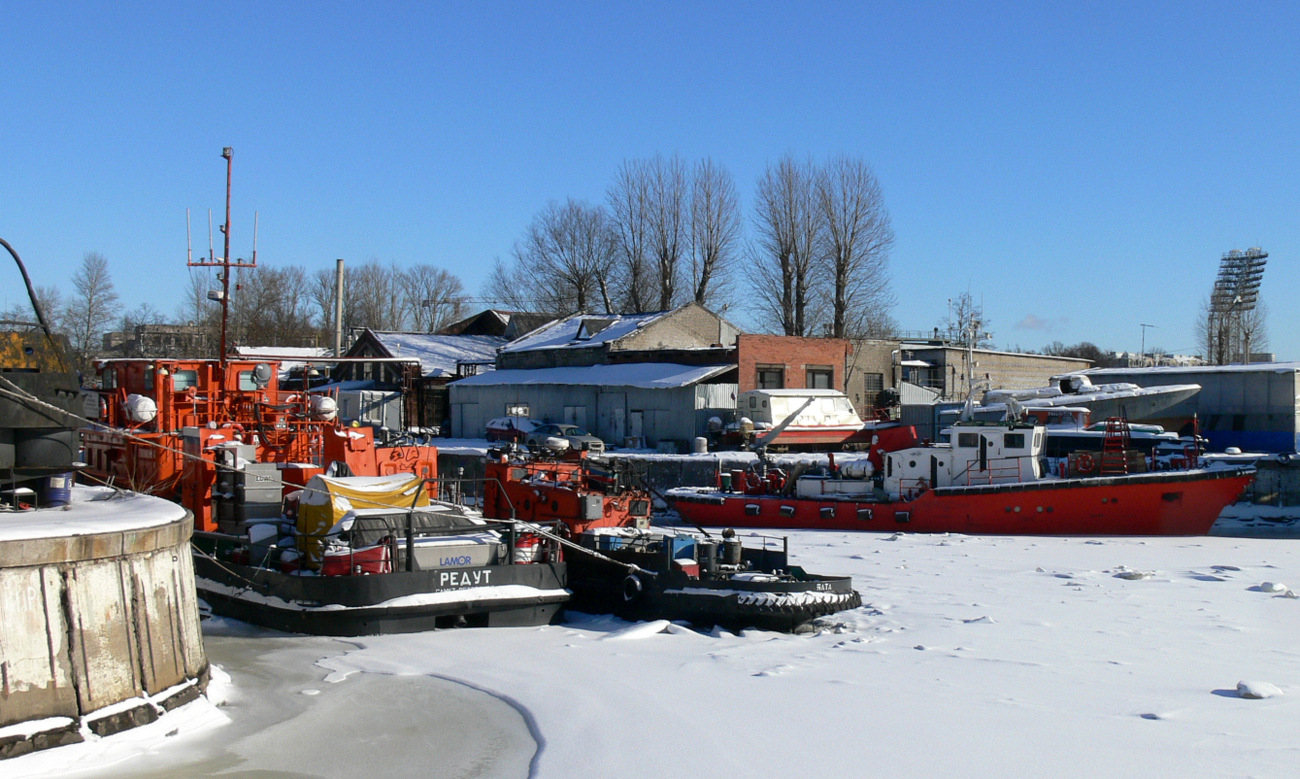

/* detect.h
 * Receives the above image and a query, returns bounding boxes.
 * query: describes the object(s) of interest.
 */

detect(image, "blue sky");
[1,2,1296,358]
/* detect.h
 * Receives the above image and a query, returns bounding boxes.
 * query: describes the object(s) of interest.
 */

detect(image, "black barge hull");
[193,553,568,636]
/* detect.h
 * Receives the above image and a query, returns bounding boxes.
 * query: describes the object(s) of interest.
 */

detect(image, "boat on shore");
[668,417,1254,536]
[979,373,1201,430]
[720,389,873,451]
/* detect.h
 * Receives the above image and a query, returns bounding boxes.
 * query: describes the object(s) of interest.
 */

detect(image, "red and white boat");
[724,389,872,450]
[669,418,1254,536]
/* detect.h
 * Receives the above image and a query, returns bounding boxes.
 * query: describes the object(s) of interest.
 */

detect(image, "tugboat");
[480,445,862,631]
[191,472,568,636]
[668,415,1254,536]
[568,527,861,632]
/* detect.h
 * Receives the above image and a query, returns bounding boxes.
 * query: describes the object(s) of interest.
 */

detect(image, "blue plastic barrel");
[43,473,72,507]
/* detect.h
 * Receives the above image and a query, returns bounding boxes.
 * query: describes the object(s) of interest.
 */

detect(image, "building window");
[756,366,784,389]
[505,403,530,417]
[863,372,885,410]
[806,366,833,389]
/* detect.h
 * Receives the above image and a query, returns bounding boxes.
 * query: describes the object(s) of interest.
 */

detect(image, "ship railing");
[955,456,1029,486]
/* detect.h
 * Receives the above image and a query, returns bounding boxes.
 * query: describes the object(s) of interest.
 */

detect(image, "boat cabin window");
[100,368,117,390]
[236,370,258,391]
[173,369,198,391]
[143,365,153,389]
[957,432,980,448]
[1005,433,1025,449]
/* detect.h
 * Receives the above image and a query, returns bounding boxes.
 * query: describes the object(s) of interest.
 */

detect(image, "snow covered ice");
[10,528,1300,777]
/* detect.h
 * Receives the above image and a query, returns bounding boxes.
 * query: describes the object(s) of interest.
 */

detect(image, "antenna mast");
[187,147,258,369]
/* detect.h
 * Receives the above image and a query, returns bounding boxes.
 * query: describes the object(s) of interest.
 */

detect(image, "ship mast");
[188,147,257,371]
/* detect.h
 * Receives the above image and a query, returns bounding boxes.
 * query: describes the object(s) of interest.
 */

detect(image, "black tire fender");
[622,574,644,603]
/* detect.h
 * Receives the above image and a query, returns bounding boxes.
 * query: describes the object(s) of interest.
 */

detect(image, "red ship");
[481,448,652,533]
[669,418,1254,536]
[81,356,439,533]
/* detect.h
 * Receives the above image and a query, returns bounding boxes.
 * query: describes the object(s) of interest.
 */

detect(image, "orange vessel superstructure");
[82,357,438,532]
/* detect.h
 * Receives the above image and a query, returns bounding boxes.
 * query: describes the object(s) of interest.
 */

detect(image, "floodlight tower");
[1208,248,1267,364]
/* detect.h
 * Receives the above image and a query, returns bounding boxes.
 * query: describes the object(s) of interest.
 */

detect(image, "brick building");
[736,334,852,393]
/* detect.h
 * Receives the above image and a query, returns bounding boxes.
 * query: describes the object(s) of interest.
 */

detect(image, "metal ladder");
[1099,417,1131,475]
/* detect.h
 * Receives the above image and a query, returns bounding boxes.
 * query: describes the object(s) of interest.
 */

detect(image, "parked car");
[525,423,605,454]
[485,416,542,443]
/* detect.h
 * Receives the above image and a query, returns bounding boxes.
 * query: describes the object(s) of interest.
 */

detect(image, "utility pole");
[1140,323,1156,365]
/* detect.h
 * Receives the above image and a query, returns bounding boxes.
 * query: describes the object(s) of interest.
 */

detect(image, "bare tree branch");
[689,158,741,308]
[816,156,895,338]
[64,252,120,371]
[751,155,823,335]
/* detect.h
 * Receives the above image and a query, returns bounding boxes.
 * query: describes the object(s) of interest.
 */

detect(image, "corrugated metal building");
[450,363,737,448]
[1083,363,1300,452]
[450,303,740,449]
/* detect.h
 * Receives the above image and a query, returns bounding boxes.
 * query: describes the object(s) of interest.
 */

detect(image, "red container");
[321,543,392,576]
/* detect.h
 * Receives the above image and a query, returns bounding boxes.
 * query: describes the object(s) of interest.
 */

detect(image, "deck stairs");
[1099,417,1132,476]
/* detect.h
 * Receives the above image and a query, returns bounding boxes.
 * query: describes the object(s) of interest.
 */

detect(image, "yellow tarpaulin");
[296,473,429,565]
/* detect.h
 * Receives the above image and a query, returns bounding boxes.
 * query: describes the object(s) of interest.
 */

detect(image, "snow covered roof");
[901,359,931,367]
[233,346,335,379]
[235,346,333,360]
[499,311,669,354]
[369,332,505,378]
[1085,362,1300,376]
[451,362,734,389]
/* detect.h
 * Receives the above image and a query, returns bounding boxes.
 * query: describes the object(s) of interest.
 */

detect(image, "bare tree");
[235,265,316,346]
[401,264,466,331]
[482,258,536,313]
[505,199,617,316]
[816,156,895,338]
[607,159,652,313]
[1197,295,1269,364]
[178,268,218,326]
[346,261,404,331]
[118,302,164,333]
[940,291,990,346]
[1238,299,1269,362]
[1,285,63,331]
[64,252,120,371]
[310,267,338,339]
[688,158,741,308]
[751,155,823,336]
[647,155,688,310]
